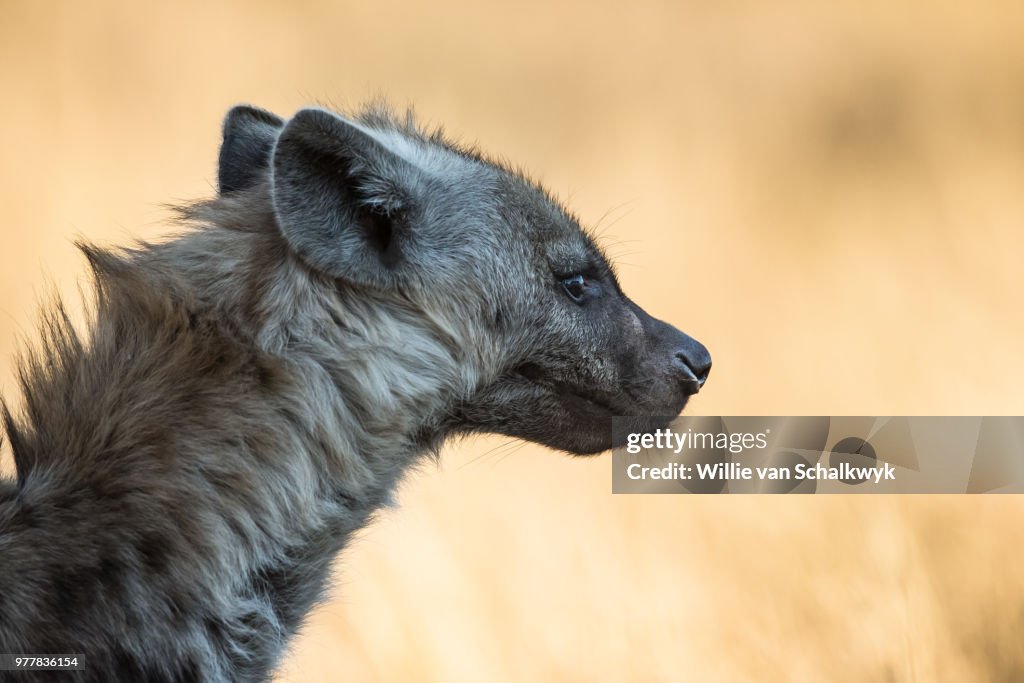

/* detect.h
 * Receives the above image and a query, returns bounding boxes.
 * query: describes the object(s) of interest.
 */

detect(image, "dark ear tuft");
[218,105,285,194]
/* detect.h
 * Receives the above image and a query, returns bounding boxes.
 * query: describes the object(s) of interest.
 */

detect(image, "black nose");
[673,338,712,390]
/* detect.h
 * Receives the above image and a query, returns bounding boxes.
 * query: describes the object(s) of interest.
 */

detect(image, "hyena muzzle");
[0,104,710,681]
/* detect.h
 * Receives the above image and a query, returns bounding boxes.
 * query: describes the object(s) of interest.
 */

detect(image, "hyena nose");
[673,338,712,391]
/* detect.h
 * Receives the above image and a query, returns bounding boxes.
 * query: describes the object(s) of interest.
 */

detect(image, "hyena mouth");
[554,385,621,418]
[515,363,622,418]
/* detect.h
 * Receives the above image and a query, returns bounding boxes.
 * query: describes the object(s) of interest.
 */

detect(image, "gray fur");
[0,103,710,682]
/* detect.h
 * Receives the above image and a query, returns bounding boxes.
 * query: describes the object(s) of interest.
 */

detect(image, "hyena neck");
[0,193,480,674]
[160,191,475,492]
[146,193,479,526]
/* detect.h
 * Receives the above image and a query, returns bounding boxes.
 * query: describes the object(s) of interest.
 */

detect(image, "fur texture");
[0,103,710,681]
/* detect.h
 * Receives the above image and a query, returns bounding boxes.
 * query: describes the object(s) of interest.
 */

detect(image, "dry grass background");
[2,1,1023,680]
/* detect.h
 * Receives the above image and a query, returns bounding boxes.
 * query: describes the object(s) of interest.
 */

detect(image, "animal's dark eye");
[561,274,590,303]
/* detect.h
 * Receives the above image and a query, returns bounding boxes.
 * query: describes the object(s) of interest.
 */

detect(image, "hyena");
[0,104,711,681]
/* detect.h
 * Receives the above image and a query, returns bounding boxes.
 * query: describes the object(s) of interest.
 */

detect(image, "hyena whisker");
[604,254,640,267]
[461,438,523,469]
[492,442,529,467]
[589,198,638,240]
[599,240,644,255]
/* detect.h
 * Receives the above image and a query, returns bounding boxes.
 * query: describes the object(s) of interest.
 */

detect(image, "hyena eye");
[560,274,596,303]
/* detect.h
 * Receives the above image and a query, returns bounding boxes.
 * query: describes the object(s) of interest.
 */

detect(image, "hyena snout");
[636,302,711,401]
[668,325,712,394]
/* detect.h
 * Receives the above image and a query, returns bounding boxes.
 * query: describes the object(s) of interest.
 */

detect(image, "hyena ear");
[270,108,423,287]
[218,105,285,194]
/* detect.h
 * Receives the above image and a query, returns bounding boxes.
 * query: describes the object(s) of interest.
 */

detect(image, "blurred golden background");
[2,1,1023,680]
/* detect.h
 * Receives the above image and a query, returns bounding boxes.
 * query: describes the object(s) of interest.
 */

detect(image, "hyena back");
[0,104,710,681]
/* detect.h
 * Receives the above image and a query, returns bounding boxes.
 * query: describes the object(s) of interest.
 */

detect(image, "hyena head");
[221,104,710,456]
